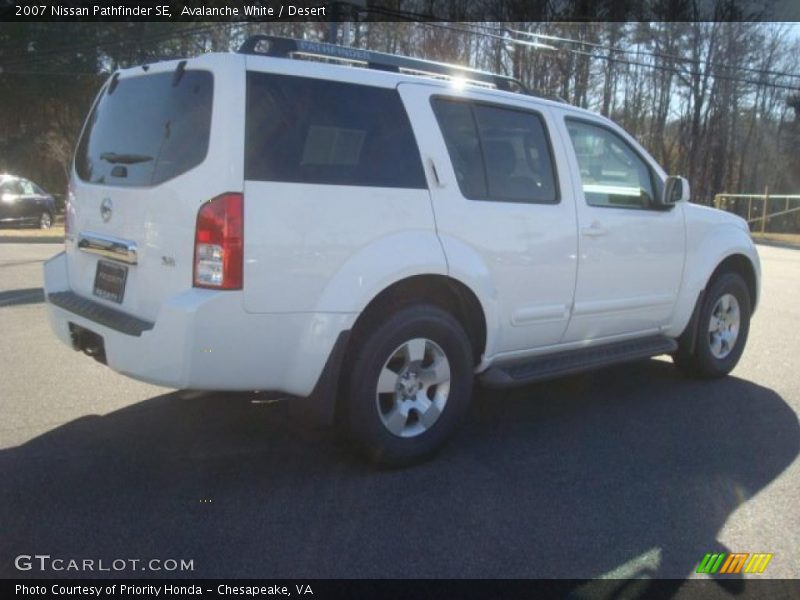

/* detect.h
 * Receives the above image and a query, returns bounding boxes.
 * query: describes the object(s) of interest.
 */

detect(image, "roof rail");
[237,35,528,94]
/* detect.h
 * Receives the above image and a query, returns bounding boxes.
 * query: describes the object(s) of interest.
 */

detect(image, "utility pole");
[326,2,339,44]
[342,21,351,46]
[328,1,365,46]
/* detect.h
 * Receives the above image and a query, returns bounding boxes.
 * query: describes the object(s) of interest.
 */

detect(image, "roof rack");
[237,35,528,94]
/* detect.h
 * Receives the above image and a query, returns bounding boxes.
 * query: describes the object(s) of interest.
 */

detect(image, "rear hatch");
[65,54,246,323]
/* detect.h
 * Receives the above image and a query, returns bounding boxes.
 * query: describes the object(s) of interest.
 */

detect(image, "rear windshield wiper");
[99,152,154,165]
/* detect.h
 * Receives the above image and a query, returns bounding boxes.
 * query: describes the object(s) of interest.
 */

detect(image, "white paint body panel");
[64,54,247,324]
[398,83,580,356]
[549,107,686,343]
[43,51,761,397]
[242,183,443,314]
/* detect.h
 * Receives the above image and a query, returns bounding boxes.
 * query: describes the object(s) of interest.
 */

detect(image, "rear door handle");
[581,222,608,237]
[428,158,445,188]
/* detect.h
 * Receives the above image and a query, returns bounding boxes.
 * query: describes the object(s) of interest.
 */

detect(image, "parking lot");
[1,240,799,585]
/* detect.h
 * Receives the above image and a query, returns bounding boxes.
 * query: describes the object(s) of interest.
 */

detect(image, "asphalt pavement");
[1,241,798,589]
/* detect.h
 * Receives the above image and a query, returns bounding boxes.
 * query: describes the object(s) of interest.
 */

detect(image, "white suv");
[44,36,760,465]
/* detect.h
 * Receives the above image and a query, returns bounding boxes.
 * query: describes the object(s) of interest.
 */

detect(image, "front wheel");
[343,304,474,467]
[673,272,751,378]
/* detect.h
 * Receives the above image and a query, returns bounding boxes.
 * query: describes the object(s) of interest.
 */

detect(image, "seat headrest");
[483,141,516,176]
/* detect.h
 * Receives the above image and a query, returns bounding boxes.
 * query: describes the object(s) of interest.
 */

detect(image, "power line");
[2,18,798,94]
[0,69,104,77]
[0,23,220,61]
[0,24,231,70]
[503,25,800,82]
[348,1,800,83]
[344,3,800,91]
[394,19,800,93]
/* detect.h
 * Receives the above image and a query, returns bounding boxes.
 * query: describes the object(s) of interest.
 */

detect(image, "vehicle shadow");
[0,287,44,307]
[1,360,797,591]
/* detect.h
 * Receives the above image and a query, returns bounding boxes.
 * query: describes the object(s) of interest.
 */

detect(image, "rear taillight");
[193,193,243,290]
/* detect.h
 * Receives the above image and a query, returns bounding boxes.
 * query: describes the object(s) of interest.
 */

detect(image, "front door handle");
[581,222,608,237]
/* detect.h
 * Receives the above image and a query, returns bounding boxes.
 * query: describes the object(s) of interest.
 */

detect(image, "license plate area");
[93,259,128,304]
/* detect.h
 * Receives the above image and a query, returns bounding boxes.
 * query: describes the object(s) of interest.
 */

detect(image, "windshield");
[75,69,213,187]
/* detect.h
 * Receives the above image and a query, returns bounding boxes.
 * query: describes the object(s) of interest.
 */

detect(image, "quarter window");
[432,98,558,204]
[245,72,426,188]
[565,120,657,209]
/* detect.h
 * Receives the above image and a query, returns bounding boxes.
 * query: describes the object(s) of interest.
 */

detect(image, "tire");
[343,304,474,467]
[39,211,53,229]
[673,272,751,378]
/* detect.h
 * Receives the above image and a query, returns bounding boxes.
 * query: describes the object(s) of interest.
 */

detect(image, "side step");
[480,335,678,389]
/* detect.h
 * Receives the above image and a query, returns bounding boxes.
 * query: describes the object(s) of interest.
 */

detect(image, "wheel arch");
[671,222,761,339]
[347,274,488,367]
[677,251,759,357]
[708,253,758,312]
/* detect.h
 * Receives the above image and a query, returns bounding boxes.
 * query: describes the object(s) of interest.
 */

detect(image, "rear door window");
[432,98,559,204]
[245,72,426,188]
[75,70,214,187]
[430,100,487,199]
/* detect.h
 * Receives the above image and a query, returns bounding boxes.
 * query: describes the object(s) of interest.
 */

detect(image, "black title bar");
[1,0,799,23]
[5,579,800,600]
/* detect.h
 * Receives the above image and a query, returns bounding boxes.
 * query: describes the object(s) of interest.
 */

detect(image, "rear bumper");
[43,252,356,395]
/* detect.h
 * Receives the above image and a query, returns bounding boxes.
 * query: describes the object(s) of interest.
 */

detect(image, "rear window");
[245,72,426,188]
[75,70,213,187]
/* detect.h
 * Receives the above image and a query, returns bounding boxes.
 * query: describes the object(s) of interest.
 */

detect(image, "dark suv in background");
[0,174,56,228]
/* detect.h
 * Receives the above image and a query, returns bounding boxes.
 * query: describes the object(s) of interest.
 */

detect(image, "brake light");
[193,193,243,290]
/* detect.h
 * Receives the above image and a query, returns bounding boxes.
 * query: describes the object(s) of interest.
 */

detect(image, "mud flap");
[288,330,351,428]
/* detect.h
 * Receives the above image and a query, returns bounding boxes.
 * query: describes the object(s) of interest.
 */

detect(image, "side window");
[430,100,487,199]
[565,120,656,209]
[245,72,426,189]
[432,98,558,204]
[473,105,558,203]
[20,180,35,195]
[1,180,23,195]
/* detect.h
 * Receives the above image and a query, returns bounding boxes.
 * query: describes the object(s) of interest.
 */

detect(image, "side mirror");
[661,176,690,207]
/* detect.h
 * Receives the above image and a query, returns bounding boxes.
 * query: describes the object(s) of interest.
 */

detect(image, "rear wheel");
[39,211,52,229]
[673,272,751,378]
[343,304,474,467]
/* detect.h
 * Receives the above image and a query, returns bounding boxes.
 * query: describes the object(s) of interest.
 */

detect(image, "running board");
[480,335,678,389]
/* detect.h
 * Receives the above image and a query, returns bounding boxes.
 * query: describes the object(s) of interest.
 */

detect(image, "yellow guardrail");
[713,192,800,235]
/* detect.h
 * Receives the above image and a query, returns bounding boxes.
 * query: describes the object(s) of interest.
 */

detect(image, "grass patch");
[751,232,800,248]
[0,225,65,244]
